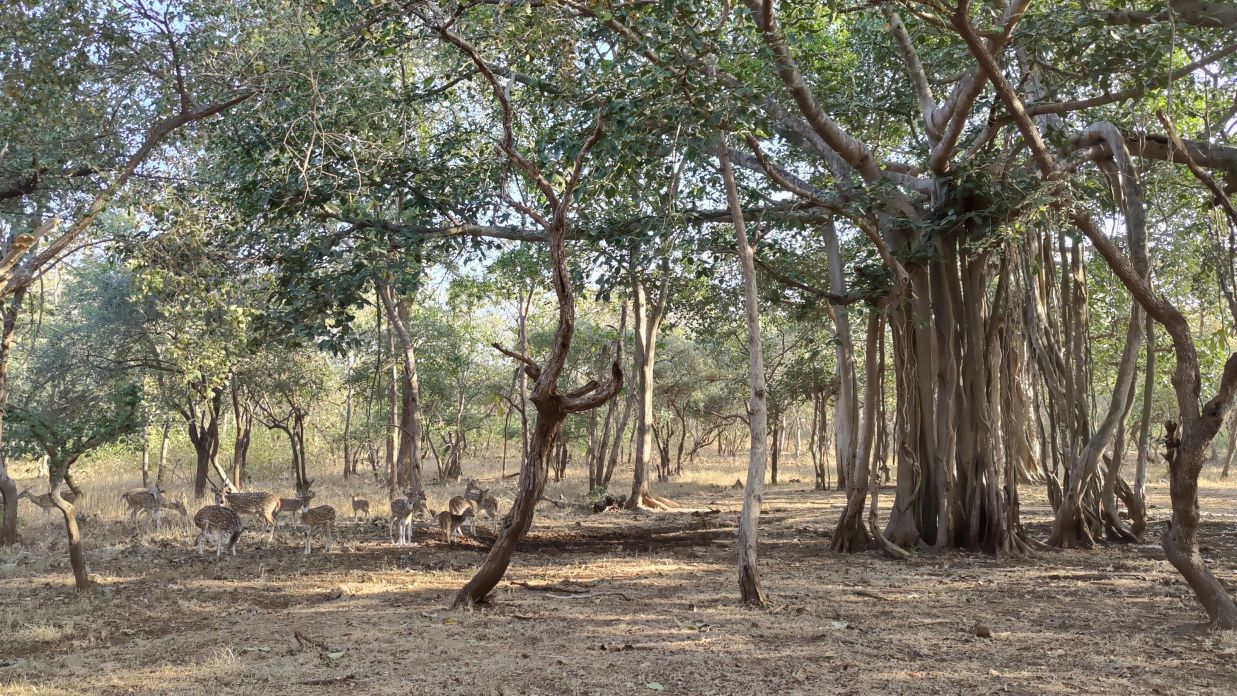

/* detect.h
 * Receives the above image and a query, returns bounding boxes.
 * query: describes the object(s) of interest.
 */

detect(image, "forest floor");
[2,456,1236,695]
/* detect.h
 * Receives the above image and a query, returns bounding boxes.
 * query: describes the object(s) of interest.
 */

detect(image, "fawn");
[351,495,370,520]
[389,490,429,547]
[463,481,501,532]
[213,486,280,541]
[447,496,481,538]
[120,488,186,530]
[193,505,245,557]
[276,496,304,528]
[437,507,475,546]
[299,493,336,556]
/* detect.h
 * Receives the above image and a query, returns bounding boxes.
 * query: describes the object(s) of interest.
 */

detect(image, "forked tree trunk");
[49,468,89,591]
[230,379,252,487]
[187,385,225,499]
[442,24,616,607]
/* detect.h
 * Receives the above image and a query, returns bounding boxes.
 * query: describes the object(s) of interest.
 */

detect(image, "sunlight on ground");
[2,453,1235,695]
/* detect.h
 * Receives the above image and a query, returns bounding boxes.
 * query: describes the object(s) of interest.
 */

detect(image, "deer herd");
[17,478,504,559]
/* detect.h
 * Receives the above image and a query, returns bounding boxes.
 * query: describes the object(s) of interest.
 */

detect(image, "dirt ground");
[2,456,1236,695]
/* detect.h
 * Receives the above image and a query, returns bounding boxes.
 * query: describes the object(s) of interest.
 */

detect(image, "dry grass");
[1,453,1235,695]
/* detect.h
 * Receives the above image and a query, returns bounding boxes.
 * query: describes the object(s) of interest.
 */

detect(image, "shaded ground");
[2,461,1236,695]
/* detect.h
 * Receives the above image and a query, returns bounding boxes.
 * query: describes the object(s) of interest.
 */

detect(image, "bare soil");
[2,462,1236,695]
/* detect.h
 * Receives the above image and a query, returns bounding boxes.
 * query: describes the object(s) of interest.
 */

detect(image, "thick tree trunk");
[380,288,397,497]
[717,145,770,607]
[378,284,424,500]
[0,454,16,546]
[822,221,858,493]
[457,406,562,606]
[953,16,1236,623]
[1164,420,1237,629]
[0,288,25,545]
[49,471,89,591]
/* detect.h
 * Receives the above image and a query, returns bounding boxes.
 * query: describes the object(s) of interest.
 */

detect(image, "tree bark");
[0,287,25,545]
[951,14,1237,625]
[230,377,252,488]
[378,283,424,501]
[833,311,884,551]
[186,384,224,498]
[343,359,354,479]
[1131,313,1156,535]
[626,258,675,510]
[48,466,89,591]
[717,138,770,607]
[822,220,858,492]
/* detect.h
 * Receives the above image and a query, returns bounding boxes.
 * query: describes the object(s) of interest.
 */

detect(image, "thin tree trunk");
[230,378,252,488]
[1133,316,1157,538]
[833,312,883,552]
[626,258,674,510]
[718,139,770,607]
[140,426,150,489]
[517,287,532,465]
[343,361,354,479]
[156,420,171,489]
[1221,415,1236,478]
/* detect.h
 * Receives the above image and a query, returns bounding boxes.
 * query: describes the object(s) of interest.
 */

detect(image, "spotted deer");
[298,494,336,556]
[193,505,245,557]
[436,507,475,546]
[276,496,304,528]
[389,490,429,547]
[350,495,370,520]
[120,488,186,530]
[463,481,501,532]
[449,495,489,537]
[213,486,280,541]
[17,488,77,525]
